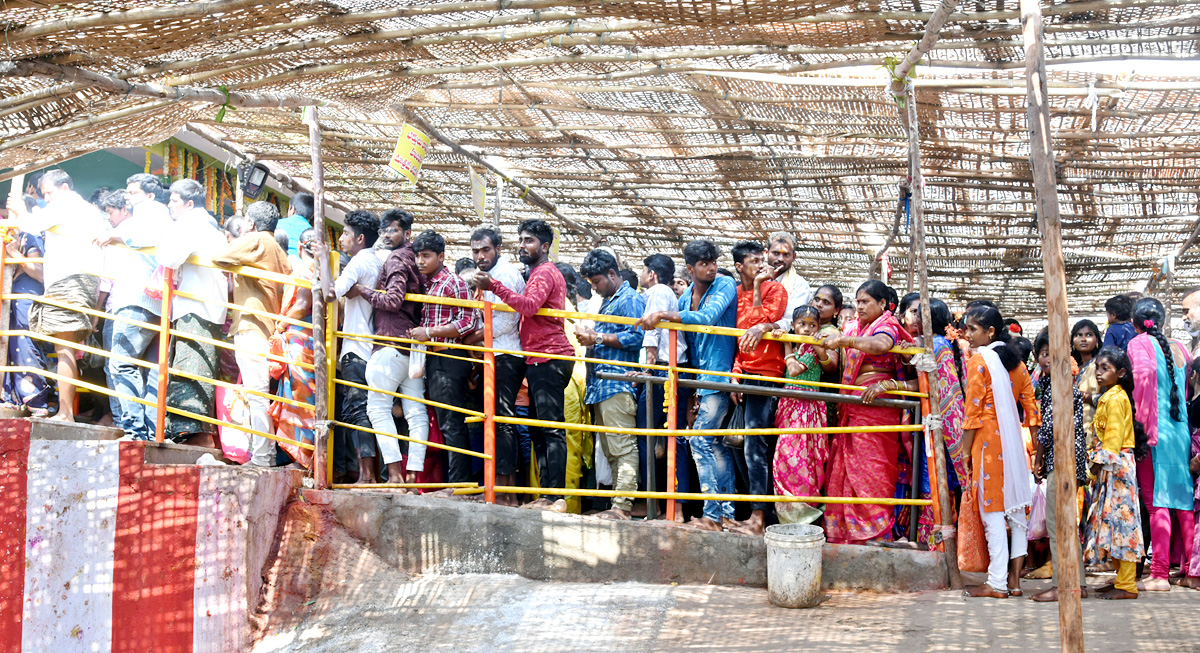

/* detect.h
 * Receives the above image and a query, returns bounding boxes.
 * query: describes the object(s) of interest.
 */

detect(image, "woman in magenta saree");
[822,281,914,544]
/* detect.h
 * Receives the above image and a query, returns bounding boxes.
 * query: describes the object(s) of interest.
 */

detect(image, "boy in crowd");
[411,230,479,484]
[474,219,575,510]
[1102,294,1136,351]
[639,239,738,531]
[729,240,789,536]
[575,248,644,519]
[314,210,383,483]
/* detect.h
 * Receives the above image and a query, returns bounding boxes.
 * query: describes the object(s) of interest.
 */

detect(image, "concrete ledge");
[140,440,225,465]
[306,489,948,592]
[29,416,122,440]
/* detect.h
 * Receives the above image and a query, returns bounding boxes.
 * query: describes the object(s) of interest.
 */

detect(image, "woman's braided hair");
[1133,297,1184,422]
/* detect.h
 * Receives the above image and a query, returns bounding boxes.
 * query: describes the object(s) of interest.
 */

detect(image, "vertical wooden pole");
[155,269,174,443]
[665,328,679,522]
[483,301,497,504]
[307,106,336,489]
[1022,0,1084,648]
[906,86,962,590]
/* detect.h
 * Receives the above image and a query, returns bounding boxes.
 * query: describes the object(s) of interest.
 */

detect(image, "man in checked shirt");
[410,230,479,484]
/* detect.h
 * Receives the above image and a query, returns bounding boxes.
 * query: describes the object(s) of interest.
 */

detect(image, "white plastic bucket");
[764,523,825,608]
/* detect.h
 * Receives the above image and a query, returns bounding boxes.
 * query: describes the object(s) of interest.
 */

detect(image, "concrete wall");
[308,490,949,593]
[0,419,302,653]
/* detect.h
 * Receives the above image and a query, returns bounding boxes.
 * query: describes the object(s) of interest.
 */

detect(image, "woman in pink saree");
[821,280,914,543]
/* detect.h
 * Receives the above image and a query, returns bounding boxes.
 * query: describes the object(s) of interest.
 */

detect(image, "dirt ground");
[250,504,1200,652]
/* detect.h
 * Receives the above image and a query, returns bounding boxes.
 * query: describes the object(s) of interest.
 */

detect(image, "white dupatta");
[980,341,1033,516]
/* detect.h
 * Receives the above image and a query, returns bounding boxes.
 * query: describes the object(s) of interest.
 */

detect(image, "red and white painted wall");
[0,419,300,652]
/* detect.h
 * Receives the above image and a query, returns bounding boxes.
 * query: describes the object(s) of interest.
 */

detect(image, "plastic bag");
[1026,482,1048,540]
[409,344,426,379]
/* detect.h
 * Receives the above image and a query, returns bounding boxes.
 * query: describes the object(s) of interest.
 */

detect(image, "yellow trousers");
[1115,559,1138,594]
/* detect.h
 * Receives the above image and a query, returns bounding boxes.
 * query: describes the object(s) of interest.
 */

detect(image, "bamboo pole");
[1023,0,1084,647]
[397,107,604,246]
[306,107,336,489]
[904,87,963,590]
[0,61,329,110]
[0,100,174,153]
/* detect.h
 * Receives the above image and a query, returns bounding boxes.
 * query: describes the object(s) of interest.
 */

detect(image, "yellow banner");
[469,165,486,221]
[389,124,431,184]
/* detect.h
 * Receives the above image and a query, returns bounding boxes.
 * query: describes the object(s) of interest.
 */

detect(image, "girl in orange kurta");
[961,306,1041,599]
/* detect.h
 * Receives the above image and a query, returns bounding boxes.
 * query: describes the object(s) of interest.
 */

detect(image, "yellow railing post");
[325,256,339,488]
[666,329,678,522]
[483,300,496,505]
[154,268,174,443]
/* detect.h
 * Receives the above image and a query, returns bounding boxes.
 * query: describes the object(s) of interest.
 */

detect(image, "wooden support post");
[306,106,337,489]
[905,88,963,590]
[1022,0,1085,649]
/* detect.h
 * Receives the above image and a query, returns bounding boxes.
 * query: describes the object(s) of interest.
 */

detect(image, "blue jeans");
[740,379,779,511]
[105,306,159,440]
[636,372,693,500]
[690,392,736,521]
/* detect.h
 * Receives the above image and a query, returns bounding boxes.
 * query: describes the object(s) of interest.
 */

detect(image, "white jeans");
[234,332,275,467]
[364,347,428,470]
[981,503,1029,592]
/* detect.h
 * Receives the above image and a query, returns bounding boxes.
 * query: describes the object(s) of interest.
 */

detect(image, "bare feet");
[1098,588,1138,600]
[596,508,631,520]
[1008,556,1026,596]
[963,585,1008,598]
[429,488,456,498]
[1179,577,1200,590]
[1087,561,1115,574]
[1093,583,1116,594]
[1030,587,1089,602]
[49,411,75,423]
[686,516,724,531]
[521,497,568,512]
[727,510,766,536]
[1137,577,1171,592]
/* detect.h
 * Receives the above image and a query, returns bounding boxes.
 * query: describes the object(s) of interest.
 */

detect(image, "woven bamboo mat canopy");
[2,0,1200,317]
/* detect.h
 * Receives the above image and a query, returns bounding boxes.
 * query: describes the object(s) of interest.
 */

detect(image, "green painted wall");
[2,150,145,201]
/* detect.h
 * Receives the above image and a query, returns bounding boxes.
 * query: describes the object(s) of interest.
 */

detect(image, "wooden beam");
[306,107,333,490]
[904,87,962,589]
[0,60,329,110]
[1022,0,1084,648]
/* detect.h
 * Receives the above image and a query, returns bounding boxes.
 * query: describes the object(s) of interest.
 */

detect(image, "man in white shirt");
[767,231,812,332]
[152,179,229,442]
[739,231,815,353]
[95,189,167,440]
[314,210,383,483]
[467,226,526,505]
[4,169,107,422]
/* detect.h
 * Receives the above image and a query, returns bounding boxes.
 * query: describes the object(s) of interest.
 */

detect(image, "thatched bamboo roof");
[3,0,1199,316]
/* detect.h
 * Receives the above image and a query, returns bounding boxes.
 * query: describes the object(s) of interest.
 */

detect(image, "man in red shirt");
[474,219,574,510]
[730,240,788,535]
